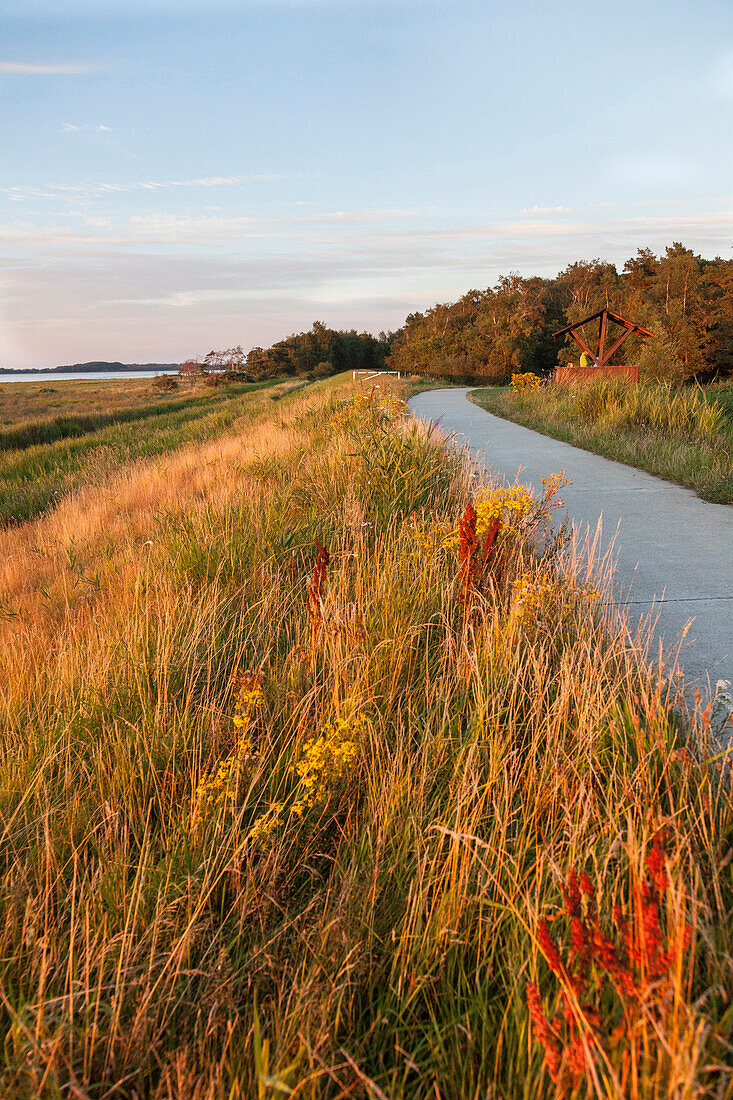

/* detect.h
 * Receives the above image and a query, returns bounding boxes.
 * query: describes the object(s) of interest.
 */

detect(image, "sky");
[1,0,732,369]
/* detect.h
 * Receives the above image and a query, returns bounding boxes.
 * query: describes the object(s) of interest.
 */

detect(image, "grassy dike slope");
[471,379,733,504]
[0,375,731,1098]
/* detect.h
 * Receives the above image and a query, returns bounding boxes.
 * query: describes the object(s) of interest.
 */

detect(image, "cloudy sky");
[1,0,732,368]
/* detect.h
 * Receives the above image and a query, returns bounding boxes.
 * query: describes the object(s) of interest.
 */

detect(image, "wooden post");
[597,310,607,366]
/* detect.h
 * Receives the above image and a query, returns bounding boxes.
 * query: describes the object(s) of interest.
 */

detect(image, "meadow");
[470,378,733,504]
[0,375,730,1098]
[0,377,289,525]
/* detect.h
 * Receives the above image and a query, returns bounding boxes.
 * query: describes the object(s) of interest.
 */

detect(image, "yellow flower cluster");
[510,573,556,623]
[540,471,568,500]
[408,514,444,557]
[291,716,364,814]
[443,484,536,549]
[247,800,286,842]
[509,572,601,628]
[232,675,264,728]
[194,672,263,823]
[378,393,409,419]
[511,372,541,391]
[248,713,366,841]
[330,390,407,431]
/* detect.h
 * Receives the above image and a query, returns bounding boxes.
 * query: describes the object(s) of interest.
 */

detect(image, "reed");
[567,378,724,443]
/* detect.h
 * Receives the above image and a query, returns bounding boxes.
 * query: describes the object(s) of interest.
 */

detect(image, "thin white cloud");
[0,62,98,75]
[519,205,572,216]
[305,208,417,223]
[107,174,285,191]
[0,207,421,248]
[0,174,289,204]
[2,206,732,256]
[62,123,113,132]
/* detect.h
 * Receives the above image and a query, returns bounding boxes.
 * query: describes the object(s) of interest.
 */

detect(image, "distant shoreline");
[0,362,178,375]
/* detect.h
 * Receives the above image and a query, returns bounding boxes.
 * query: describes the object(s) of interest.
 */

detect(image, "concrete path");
[409,388,733,696]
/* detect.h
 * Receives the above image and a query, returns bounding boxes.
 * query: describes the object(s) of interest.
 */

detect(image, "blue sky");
[1,0,732,368]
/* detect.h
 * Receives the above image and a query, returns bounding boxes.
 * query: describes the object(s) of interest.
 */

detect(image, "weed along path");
[408,387,733,698]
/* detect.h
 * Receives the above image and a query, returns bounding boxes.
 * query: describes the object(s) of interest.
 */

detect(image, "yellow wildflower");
[248,802,285,842]
[294,715,364,806]
[247,713,367,844]
[509,572,601,630]
[193,671,264,825]
[443,484,535,550]
[232,671,265,728]
[511,372,541,391]
[330,390,407,432]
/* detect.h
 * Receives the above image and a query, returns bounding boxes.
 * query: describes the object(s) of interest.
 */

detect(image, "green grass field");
[0,376,730,1097]
[470,379,733,504]
[0,376,215,437]
[0,377,290,525]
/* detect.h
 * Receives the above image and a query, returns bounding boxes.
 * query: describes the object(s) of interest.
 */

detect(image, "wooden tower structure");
[553,308,654,384]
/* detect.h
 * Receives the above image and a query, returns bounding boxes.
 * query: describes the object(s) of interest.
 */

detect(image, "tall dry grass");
[472,378,733,503]
[0,377,730,1098]
[566,378,725,443]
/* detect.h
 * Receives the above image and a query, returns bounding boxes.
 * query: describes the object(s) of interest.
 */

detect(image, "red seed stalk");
[458,506,501,603]
[529,847,689,1093]
[306,540,330,658]
[538,918,566,981]
[526,982,562,1085]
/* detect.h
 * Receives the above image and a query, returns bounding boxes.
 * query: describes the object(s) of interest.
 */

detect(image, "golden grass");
[0,377,172,424]
[0,386,300,628]
[471,378,733,504]
[0,377,730,1098]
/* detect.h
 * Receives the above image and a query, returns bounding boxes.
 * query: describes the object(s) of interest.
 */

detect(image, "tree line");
[182,322,391,383]
[387,244,733,384]
[186,243,732,386]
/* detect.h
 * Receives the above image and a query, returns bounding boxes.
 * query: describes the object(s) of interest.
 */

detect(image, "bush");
[511,372,541,391]
[638,334,687,383]
[202,370,249,388]
[151,374,179,392]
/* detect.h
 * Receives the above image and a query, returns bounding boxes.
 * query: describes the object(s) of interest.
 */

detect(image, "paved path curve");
[409,387,733,694]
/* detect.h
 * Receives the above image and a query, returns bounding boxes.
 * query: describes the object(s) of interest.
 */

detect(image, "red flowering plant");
[526,830,696,1097]
[457,502,501,604]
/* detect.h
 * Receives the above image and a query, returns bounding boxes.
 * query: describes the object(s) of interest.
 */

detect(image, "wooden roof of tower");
[553,308,654,369]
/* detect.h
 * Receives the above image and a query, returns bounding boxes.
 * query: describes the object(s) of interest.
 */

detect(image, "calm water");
[0,371,178,384]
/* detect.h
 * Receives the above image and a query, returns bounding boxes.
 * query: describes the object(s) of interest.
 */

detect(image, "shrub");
[638,333,687,383]
[151,373,179,392]
[429,355,510,385]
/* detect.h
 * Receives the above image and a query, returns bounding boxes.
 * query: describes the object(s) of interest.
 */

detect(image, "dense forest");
[184,323,390,383]
[387,244,733,384]
[244,320,391,379]
[196,244,732,385]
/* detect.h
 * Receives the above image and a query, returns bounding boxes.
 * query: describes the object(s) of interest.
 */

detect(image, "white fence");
[352,369,401,382]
